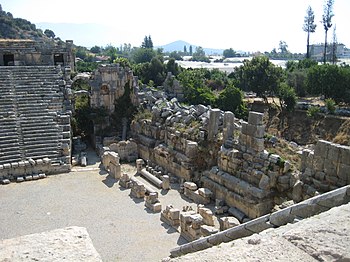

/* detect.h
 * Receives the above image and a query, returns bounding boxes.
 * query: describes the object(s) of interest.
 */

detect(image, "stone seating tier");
[0,66,71,167]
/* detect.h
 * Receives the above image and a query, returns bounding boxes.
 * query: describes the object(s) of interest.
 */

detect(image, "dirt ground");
[0,149,197,262]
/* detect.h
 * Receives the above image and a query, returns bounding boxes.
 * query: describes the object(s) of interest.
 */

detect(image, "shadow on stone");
[102,175,116,188]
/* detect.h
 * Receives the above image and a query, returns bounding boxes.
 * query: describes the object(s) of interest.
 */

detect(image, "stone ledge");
[0,226,102,261]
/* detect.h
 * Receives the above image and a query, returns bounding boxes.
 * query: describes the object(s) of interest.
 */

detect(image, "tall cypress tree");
[303,6,317,59]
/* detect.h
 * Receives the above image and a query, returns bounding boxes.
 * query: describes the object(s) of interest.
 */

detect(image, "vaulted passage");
[3,54,14,66]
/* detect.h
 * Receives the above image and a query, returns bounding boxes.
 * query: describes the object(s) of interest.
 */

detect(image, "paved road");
[0,151,193,262]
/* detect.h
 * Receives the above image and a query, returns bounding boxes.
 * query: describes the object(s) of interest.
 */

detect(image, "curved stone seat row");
[0,66,70,169]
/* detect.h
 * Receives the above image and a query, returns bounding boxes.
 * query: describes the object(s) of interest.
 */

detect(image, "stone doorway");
[54,53,64,65]
[3,54,14,66]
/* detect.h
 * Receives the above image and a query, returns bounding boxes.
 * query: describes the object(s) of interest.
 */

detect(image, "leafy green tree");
[169,51,183,60]
[44,29,55,38]
[177,69,216,106]
[303,6,317,59]
[113,57,131,68]
[131,47,156,63]
[184,45,187,54]
[278,41,289,54]
[236,56,284,102]
[166,58,180,76]
[307,64,350,102]
[217,85,247,118]
[192,46,209,62]
[278,83,297,112]
[90,45,101,54]
[141,35,153,49]
[223,48,237,58]
[322,0,334,64]
[189,45,193,56]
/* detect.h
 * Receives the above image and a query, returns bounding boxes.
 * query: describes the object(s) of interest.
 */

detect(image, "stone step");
[0,155,23,165]
[24,151,60,159]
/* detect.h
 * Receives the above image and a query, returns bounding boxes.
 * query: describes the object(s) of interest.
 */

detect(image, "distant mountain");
[159,40,224,55]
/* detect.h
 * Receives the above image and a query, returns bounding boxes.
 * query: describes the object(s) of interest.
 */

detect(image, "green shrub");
[325,98,336,114]
[307,106,320,118]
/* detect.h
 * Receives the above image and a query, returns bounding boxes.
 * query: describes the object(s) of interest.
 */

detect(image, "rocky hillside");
[0,4,49,40]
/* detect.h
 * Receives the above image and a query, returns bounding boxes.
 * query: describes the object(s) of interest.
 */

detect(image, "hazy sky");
[2,0,350,52]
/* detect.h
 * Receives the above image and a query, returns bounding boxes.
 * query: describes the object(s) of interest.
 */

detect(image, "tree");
[322,0,334,64]
[141,35,153,49]
[306,64,350,102]
[216,85,247,118]
[192,46,209,62]
[184,45,187,54]
[44,29,55,38]
[278,41,288,54]
[236,56,284,102]
[131,47,156,63]
[223,48,237,58]
[90,45,101,54]
[278,83,297,112]
[166,58,180,76]
[303,6,317,59]
[189,45,193,56]
[331,25,337,64]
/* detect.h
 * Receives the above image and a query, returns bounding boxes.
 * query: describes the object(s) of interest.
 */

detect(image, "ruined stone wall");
[300,140,350,200]
[202,112,295,218]
[89,64,138,113]
[131,98,222,182]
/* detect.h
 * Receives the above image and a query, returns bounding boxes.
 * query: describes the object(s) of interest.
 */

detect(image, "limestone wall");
[131,98,222,181]
[300,140,350,200]
[89,64,138,113]
[202,112,295,218]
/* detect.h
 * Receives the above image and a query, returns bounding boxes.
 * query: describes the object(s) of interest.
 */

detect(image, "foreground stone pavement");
[164,202,350,261]
[0,227,102,261]
[0,159,191,261]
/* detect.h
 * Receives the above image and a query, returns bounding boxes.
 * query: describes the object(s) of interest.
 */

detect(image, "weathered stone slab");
[0,227,102,261]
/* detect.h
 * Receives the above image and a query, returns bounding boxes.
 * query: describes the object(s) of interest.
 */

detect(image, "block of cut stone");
[43,158,51,164]
[38,173,46,179]
[34,159,42,166]
[28,158,36,166]
[339,145,350,164]
[17,177,24,183]
[2,179,10,185]
[269,154,280,164]
[3,164,11,169]
[219,216,240,231]
[18,161,26,167]
[184,182,197,191]
[145,201,162,212]
[24,161,30,167]
[32,174,39,180]
[11,162,19,168]
[25,175,33,181]
[197,187,212,198]
[169,209,180,220]
[228,207,246,222]
[200,225,219,237]
[248,111,264,125]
